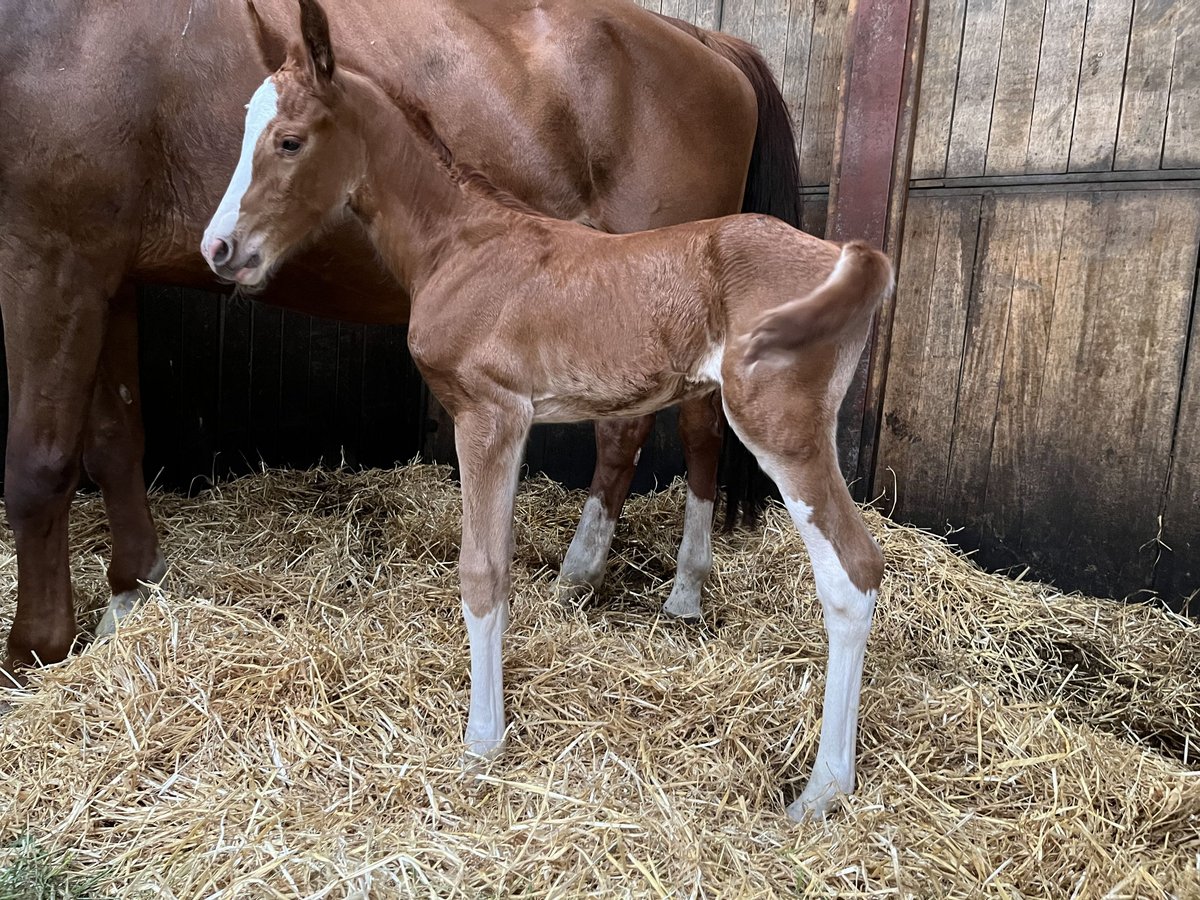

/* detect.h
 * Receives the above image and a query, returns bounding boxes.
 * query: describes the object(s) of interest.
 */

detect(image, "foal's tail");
[742,241,894,371]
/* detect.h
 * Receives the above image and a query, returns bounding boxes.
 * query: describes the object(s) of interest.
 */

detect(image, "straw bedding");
[0,463,1196,898]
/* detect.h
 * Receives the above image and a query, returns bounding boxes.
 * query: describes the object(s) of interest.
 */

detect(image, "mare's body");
[0,0,798,673]
[203,1,892,819]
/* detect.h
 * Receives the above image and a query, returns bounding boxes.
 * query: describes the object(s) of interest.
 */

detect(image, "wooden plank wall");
[136,290,425,492]
[876,0,1200,606]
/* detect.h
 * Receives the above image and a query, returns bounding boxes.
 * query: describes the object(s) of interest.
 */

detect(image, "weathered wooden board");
[1157,276,1200,606]
[984,0,1045,175]
[910,0,968,179]
[1114,0,1179,171]
[1068,0,1134,172]
[879,187,1200,602]
[1024,0,1088,174]
[874,194,982,523]
[1162,2,1200,169]
[945,0,1005,178]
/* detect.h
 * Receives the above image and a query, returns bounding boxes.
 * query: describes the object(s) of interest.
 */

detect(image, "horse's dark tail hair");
[665,22,801,529]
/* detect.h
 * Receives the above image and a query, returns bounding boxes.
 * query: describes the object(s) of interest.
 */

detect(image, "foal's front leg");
[454,400,532,760]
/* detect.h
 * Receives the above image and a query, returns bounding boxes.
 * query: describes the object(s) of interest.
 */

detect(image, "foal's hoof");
[461,741,505,774]
[786,773,852,822]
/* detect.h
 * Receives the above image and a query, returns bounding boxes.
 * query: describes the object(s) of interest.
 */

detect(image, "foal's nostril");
[244,251,261,270]
[209,237,234,267]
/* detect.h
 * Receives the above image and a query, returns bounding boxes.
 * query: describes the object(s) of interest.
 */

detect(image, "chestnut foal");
[206,0,893,819]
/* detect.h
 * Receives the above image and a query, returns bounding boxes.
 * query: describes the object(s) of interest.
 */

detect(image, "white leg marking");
[783,496,876,822]
[201,78,278,253]
[463,599,507,761]
[558,496,616,595]
[662,488,713,620]
[95,552,169,637]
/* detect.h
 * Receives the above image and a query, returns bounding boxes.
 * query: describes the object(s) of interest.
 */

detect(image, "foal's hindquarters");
[412,216,892,820]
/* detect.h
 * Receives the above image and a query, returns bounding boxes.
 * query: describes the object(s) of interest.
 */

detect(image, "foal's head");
[201,0,361,289]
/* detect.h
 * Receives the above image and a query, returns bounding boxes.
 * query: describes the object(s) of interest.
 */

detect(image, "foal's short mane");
[364,72,552,221]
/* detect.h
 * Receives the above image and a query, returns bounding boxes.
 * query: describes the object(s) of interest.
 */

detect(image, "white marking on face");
[202,78,279,257]
[782,494,876,818]
[463,599,507,758]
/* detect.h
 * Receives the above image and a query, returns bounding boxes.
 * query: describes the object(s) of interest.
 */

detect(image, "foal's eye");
[279,136,304,155]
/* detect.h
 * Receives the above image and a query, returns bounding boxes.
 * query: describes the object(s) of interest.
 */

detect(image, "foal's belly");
[529,348,723,424]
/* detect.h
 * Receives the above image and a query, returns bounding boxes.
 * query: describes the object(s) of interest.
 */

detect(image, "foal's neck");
[342,71,521,292]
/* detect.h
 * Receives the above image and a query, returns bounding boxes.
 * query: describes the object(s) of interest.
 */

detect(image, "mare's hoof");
[95,556,168,638]
[95,590,141,638]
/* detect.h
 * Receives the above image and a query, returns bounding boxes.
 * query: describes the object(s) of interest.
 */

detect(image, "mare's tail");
[657,16,802,527]
[743,241,894,370]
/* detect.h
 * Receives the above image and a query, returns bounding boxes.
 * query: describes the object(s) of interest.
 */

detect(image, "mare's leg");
[558,414,655,596]
[1,256,111,676]
[85,285,166,636]
[723,389,883,821]
[454,399,532,760]
[662,393,722,620]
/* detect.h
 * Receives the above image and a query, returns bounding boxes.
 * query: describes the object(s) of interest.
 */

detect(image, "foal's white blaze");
[463,599,508,759]
[662,488,714,620]
[558,496,617,592]
[201,78,279,254]
[783,495,876,821]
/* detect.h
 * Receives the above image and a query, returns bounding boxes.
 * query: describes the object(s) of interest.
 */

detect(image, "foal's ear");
[246,0,288,72]
[297,0,335,85]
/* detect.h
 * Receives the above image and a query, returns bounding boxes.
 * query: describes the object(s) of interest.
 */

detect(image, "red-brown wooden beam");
[827,0,928,497]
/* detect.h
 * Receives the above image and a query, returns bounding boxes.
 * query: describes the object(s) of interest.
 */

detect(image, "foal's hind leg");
[85,285,166,636]
[453,398,532,761]
[662,393,721,621]
[558,414,655,597]
[724,393,883,821]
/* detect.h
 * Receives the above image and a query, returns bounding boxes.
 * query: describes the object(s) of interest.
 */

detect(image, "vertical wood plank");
[1156,261,1200,607]
[307,318,340,463]
[945,0,1006,178]
[941,194,1016,522]
[277,310,311,462]
[984,0,1046,175]
[179,289,221,488]
[1067,0,1134,172]
[1162,7,1199,168]
[248,302,283,466]
[1114,0,1178,171]
[910,0,968,180]
[139,286,185,487]
[781,0,817,177]
[798,0,849,186]
[217,295,253,478]
[874,195,981,522]
[979,194,1068,549]
[1024,0,1087,174]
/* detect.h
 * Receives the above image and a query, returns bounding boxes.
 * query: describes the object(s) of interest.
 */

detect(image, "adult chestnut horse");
[207,0,890,818]
[0,0,799,676]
